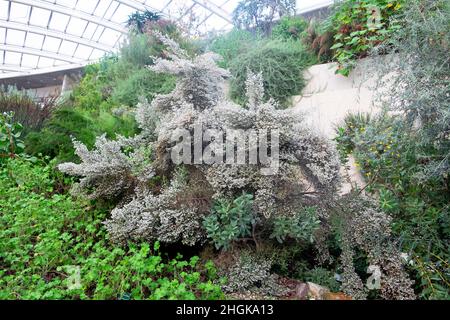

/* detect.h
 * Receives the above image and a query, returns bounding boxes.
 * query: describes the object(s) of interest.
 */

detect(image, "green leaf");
[330,43,344,50]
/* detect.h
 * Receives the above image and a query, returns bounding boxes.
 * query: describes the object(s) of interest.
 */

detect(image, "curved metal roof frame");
[0,0,334,80]
[0,0,238,79]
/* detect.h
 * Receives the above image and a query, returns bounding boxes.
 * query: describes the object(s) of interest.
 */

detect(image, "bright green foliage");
[335,114,450,299]
[0,112,25,162]
[270,207,321,244]
[229,39,315,107]
[0,158,224,300]
[70,73,106,110]
[328,0,404,76]
[272,16,308,41]
[24,108,131,163]
[203,193,255,250]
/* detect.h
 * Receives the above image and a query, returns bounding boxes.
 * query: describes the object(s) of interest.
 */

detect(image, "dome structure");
[0,0,333,79]
[0,0,241,78]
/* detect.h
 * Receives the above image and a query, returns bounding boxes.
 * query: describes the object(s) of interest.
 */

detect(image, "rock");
[306,282,330,300]
[306,282,353,300]
[295,283,309,300]
[323,292,353,300]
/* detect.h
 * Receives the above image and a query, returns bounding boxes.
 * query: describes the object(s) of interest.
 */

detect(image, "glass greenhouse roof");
[0,0,333,78]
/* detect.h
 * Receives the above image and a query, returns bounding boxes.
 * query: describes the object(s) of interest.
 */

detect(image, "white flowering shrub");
[58,34,414,299]
[220,250,289,297]
[318,194,416,300]
[58,135,149,200]
[59,33,340,244]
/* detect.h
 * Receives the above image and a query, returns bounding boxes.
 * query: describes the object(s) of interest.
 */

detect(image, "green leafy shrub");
[270,207,320,244]
[0,158,224,300]
[357,1,450,298]
[70,72,106,111]
[369,0,450,180]
[272,16,308,40]
[203,193,255,250]
[0,112,25,162]
[25,108,98,163]
[328,0,404,76]
[229,39,315,107]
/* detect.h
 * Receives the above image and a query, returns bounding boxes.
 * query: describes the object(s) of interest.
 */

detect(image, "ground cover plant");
[0,156,224,300]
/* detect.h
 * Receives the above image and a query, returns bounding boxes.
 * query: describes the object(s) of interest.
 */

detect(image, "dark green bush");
[25,108,98,163]
[229,39,316,107]
[25,107,137,163]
